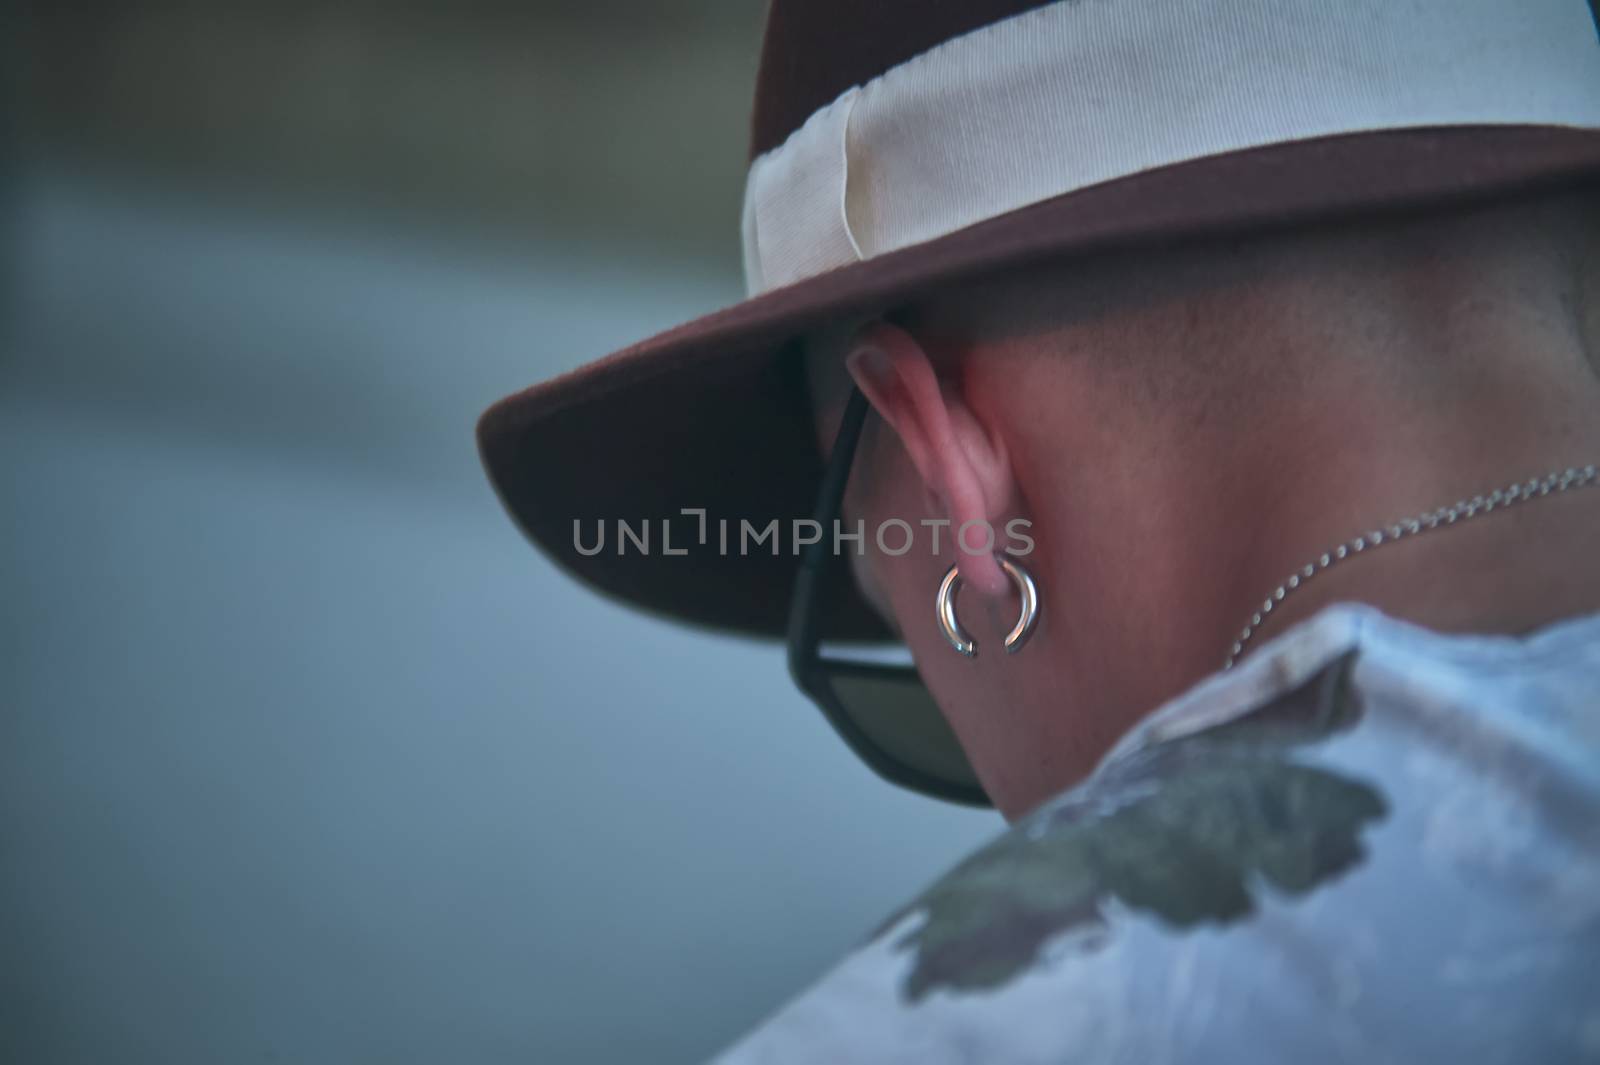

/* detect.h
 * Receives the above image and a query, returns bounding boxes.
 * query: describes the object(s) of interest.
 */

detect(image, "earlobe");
[844,322,1015,597]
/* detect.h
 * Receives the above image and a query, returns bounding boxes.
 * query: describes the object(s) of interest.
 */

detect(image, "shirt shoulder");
[713,606,1600,1065]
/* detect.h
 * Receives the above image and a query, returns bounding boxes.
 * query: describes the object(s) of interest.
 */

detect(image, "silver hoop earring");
[935,555,1040,658]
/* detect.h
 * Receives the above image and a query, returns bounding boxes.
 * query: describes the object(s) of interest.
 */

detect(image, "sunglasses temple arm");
[787,387,870,670]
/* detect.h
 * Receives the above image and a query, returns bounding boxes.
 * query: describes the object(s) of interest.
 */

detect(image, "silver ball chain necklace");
[1223,463,1600,671]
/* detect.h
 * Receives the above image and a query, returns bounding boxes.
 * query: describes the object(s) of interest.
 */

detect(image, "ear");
[845,321,1015,597]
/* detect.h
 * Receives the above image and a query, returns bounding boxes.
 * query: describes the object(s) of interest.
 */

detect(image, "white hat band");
[740,0,1600,297]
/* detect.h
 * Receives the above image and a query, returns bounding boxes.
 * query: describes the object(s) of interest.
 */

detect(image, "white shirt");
[716,603,1600,1064]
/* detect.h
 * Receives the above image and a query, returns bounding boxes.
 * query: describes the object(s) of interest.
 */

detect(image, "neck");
[985,196,1600,724]
[1206,332,1600,669]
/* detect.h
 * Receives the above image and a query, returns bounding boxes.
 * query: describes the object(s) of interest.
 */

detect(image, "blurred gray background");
[1,7,999,1063]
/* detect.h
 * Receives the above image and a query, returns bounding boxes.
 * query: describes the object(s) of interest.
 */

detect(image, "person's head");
[478,0,1600,818]
[804,186,1600,817]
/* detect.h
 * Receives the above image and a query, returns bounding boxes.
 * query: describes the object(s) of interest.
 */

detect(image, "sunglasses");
[785,387,991,807]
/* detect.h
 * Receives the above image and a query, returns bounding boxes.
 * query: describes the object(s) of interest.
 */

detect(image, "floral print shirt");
[715,604,1600,1065]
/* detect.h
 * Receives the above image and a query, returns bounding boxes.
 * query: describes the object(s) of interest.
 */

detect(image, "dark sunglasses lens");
[823,668,984,793]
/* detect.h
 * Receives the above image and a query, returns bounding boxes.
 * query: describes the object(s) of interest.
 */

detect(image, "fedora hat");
[478,0,1600,643]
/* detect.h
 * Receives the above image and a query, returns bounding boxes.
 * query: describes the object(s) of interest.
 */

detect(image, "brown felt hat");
[478,0,1600,642]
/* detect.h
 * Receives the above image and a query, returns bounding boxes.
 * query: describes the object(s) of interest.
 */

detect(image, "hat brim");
[478,125,1600,642]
